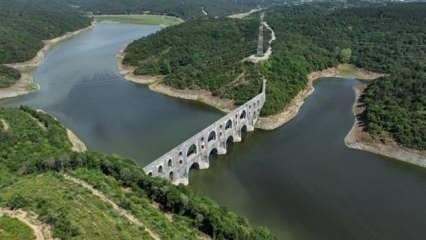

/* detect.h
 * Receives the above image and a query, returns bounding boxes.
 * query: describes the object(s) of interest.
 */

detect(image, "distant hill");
[57,0,282,19]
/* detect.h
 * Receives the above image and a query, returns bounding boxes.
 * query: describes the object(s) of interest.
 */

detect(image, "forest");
[0,107,275,240]
[0,0,91,64]
[124,18,259,98]
[124,2,425,150]
[0,0,91,88]
[56,0,282,19]
[265,2,425,149]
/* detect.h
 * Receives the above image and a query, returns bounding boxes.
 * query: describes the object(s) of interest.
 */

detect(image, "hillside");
[123,18,262,104]
[58,0,281,19]
[0,107,275,240]
[122,2,425,150]
[264,2,425,149]
[0,0,91,88]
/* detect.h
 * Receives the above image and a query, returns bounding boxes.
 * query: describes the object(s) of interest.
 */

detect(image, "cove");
[0,23,223,164]
[1,23,426,240]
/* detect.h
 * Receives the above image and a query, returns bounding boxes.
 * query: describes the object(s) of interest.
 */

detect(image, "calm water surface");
[2,23,426,240]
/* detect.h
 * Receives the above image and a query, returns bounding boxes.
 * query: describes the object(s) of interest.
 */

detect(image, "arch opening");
[209,148,218,161]
[187,162,200,176]
[189,162,200,170]
[208,131,216,142]
[241,125,248,141]
[226,136,234,149]
[240,110,247,119]
[169,171,174,181]
[241,125,248,133]
[168,159,172,167]
[225,119,232,130]
[187,144,197,157]
[158,165,163,174]
[148,172,152,177]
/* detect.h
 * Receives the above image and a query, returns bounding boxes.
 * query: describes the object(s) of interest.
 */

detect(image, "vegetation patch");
[0,173,153,240]
[0,65,20,88]
[0,215,35,240]
[0,107,72,172]
[69,169,203,240]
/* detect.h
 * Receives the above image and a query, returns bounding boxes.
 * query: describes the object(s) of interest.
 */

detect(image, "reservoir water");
[2,23,426,240]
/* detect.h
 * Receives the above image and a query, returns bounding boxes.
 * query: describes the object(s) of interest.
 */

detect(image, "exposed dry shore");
[36,109,87,153]
[344,84,426,166]
[118,47,385,130]
[256,64,385,130]
[67,129,87,153]
[116,49,163,84]
[0,20,96,100]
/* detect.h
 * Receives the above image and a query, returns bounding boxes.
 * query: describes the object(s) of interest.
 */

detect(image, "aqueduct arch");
[144,79,266,185]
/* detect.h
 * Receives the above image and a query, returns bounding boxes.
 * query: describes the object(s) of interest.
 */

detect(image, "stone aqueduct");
[144,79,266,185]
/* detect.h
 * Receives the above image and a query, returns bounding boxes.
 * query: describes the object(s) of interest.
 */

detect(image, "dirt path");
[0,208,53,240]
[0,119,9,131]
[228,8,262,19]
[243,17,276,63]
[63,175,161,240]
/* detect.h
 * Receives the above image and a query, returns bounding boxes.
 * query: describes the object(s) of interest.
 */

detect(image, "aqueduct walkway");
[144,80,266,185]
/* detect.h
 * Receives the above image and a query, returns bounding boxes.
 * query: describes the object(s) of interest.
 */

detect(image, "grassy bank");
[95,14,183,26]
[0,215,34,240]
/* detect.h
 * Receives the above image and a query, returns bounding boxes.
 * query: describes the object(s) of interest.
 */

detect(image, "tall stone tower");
[256,12,265,57]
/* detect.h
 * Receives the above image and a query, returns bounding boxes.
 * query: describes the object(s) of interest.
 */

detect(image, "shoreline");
[36,109,87,153]
[118,46,425,164]
[0,20,96,100]
[117,50,236,112]
[344,84,426,166]
[255,64,385,130]
[67,129,87,153]
[118,46,385,130]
